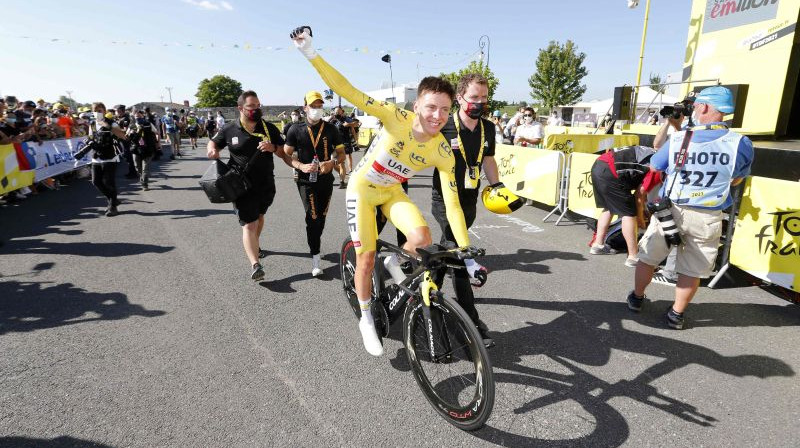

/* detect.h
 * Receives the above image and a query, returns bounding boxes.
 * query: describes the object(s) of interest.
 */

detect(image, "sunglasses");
[523,114,534,117]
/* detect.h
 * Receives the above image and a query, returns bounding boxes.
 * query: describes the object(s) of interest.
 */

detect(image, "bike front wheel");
[403,294,495,431]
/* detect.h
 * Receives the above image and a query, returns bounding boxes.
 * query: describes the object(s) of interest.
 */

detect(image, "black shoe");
[258,248,268,259]
[142,183,149,191]
[476,320,495,349]
[105,205,119,217]
[666,307,685,329]
[170,155,175,160]
[125,172,138,179]
[627,291,645,312]
[251,262,265,282]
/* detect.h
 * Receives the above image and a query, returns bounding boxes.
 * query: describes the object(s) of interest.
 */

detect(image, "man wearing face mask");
[282,109,303,137]
[208,90,287,282]
[629,86,753,329]
[514,107,543,147]
[329,106,357,188]
[281,91,346,276]
[129,109,159,190]
[74,102,128,216]
[431,73,497,348]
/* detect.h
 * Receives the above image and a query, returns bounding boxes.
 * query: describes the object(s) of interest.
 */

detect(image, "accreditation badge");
[464,166,479,189]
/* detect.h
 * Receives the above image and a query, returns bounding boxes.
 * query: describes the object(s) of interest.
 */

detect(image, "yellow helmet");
[481,183,524,214]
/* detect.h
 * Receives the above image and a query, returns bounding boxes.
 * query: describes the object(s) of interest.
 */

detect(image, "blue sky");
[1,0,692,107]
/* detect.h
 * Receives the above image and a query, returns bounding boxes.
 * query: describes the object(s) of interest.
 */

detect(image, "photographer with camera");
[628,86,753,329]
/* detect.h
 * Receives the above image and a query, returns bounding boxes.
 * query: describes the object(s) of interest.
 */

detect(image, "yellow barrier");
[357,128,375,147]
[495,144,562,206]
[730,176,800,292]
[544,134,639,154]
[0,143,35,195]
[565,152,604,219]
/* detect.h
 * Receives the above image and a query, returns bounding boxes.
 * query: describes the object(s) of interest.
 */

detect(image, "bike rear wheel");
[403,294,495,431]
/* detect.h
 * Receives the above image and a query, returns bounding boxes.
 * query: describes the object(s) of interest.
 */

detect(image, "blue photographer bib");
[667,129,739,208]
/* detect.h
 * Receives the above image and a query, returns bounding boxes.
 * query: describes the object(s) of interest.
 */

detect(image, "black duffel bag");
[199,151,260,203]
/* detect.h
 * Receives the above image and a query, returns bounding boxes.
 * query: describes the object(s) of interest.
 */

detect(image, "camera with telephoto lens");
[646,197,683,247]
[659,95,695,120]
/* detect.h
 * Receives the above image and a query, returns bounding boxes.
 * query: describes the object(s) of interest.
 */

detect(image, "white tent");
[555,87,681,124]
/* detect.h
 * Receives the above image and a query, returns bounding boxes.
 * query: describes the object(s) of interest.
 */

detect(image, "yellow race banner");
[730,176,800,291]
[566,152,604,219]
[357,128,375,147]
[495,144,562,206]
[544,134,639,154]
[0,143,35,195]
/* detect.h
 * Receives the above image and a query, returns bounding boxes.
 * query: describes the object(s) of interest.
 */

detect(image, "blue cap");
[694,86,735,114]
[493,110,501,117]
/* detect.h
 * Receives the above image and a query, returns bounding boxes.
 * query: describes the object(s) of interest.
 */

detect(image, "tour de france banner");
[495,144,562,206]
[730,176,800,291]
[0,143,35,194]
[16,137,91,182]
[544,134,639,154]
[565,152,605,219]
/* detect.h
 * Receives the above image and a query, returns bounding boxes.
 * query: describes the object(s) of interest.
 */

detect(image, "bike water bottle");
[309,155,319,183]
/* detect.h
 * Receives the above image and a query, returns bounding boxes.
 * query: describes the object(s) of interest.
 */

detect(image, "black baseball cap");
[23,100,36,108]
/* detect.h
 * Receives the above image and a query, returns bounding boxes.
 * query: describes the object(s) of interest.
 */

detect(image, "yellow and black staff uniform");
[431,113,495,325]
[285,119,344,256]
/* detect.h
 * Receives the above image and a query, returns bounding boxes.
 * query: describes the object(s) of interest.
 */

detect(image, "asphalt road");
[1,139,799,448]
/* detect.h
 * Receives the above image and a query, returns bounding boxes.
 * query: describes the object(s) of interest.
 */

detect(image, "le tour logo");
[703,0,780,34]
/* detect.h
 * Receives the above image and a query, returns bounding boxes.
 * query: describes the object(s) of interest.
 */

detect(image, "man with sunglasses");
[514,107,543,147]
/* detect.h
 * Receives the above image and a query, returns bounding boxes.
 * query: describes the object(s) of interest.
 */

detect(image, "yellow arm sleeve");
[309,55,399,127]
[436,156,471,248]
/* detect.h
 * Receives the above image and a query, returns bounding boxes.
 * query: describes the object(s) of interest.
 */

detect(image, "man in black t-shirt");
[431,74,500,348]
[208,90,287,282]
[281,91,345,277]
[328,106,357,188]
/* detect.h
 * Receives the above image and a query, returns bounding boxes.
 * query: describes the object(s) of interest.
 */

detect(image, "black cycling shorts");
[591,160,636,217]
[233,178,276,225]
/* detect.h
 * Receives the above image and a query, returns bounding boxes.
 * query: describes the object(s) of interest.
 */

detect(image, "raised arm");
[290,27,400,126]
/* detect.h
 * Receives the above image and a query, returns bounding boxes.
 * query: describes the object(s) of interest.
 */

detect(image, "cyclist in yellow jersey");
[291,26,482,356]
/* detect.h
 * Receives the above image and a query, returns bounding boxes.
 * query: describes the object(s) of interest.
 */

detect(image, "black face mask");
[136,117,147,126]
[245,108,262,121]
[463,100,486,119]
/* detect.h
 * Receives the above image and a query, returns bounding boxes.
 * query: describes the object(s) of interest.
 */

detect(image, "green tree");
[440,60,503,112]
[528,40,588,110]
[648,72,666,94]
[57,95,78,110]
[195,75,243,107]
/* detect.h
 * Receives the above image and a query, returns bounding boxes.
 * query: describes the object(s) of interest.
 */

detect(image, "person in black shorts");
[207,90,287,281]
[328,106,357,188]
[589,145,657,267]
[281,91,345,277]
[204,112,216,139]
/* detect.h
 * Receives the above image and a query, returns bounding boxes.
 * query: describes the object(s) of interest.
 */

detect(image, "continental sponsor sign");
[683,0,799,135]
[703,0,781,33]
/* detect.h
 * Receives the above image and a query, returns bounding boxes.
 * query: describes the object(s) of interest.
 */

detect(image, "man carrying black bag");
[207,90,287,282]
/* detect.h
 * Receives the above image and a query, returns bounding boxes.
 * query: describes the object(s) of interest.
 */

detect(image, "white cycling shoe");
[358,319,384,356]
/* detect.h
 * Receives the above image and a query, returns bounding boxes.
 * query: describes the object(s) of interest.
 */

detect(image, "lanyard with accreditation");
[239,117,273,144]
[453,117,484,189]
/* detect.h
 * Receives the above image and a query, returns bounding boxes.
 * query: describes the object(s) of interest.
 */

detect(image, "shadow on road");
[119,208,230,220]
[0,280,165,335]
[0,436,115,448]
[1,239,174,257]
[458,297,798,447]
[258,254,339,293]
[482,248,586,275]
